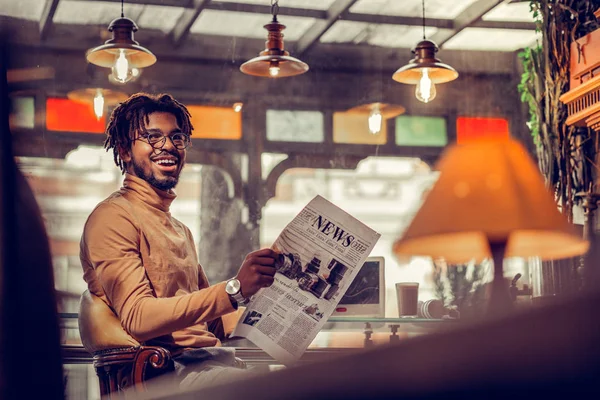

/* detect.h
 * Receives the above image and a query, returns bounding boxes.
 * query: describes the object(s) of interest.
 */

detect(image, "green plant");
[433,259,488,319]
[518,0,600,220]
[517,46,542,148]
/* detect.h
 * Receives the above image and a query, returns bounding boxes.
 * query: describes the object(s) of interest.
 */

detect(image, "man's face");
[121,111,187,191]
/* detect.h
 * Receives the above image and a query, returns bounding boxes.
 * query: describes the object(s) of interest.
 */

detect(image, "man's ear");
[118,146,131,164]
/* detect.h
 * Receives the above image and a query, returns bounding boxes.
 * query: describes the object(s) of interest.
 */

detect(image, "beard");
[130,153,180,192]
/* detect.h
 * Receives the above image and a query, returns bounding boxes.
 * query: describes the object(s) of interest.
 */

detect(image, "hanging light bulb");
[233,102,243,113]
[86,0,156,80]
[347,102,405,134]
[415,68,437,103]
[109,66,141,85]
[368,104,383,134]
[112,49,133,83]
[240,0,308,78]
[392,0,457,103]
[68,88,128,120]
[393,40,454,103]
[269,61,281,77]
[93,89,105,119]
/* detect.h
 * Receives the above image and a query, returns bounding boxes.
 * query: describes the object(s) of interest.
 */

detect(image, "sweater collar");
[122,173,177,212]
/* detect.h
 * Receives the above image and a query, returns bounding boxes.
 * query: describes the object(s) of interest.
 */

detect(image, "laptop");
[331,256,385,318]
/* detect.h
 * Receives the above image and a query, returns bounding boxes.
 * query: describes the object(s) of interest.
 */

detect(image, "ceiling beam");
[346,13,453,29]
[68,0,326,18]
[296,0,359,55]
[473,20,535,30]
[430,0,505,47]
[169,0,212,48]
[344,13,533,30]
[39,0,61,40]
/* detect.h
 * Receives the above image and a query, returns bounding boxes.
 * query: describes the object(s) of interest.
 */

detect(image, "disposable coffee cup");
[396,282,419,317]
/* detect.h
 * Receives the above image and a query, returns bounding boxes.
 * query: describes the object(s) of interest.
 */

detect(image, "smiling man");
[80,93,277,389]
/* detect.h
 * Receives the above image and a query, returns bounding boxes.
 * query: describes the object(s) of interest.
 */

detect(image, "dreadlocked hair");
[104,92,194,173]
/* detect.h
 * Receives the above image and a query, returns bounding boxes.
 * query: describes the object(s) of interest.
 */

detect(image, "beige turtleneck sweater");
[80,173,236,350]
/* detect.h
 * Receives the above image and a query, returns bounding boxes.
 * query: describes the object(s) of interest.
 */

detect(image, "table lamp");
[393,139,589,315]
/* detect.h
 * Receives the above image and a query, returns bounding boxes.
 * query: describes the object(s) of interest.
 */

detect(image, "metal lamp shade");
[346,102,406,119]
[86,44,156,69]
[67,88,129,105]
[86,17,156,69]
[240,20,309,78]
[392,40,458,85]
[240,55,309,78]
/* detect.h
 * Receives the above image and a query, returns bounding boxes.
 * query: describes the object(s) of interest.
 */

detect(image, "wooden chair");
[78,290,174,398]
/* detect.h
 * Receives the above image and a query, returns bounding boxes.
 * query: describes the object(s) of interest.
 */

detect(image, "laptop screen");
[333,256,385,317]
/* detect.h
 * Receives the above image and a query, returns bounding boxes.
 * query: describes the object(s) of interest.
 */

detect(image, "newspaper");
[232,195,381,365]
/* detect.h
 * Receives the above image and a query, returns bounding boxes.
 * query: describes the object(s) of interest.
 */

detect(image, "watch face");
[226,279,241,295]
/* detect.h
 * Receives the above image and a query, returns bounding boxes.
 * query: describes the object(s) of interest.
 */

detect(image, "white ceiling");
[444,27,540,51]
[0,0,536,52]
[217,0,338,10]
[321,21,448,49]
[350,0,479,19]
[482,2,536,22]
[190,9,316,41]
[1,0,47,20]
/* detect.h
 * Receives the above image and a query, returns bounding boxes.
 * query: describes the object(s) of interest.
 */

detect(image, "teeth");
[155,159,176,165]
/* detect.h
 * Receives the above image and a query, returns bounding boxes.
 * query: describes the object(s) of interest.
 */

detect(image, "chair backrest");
[79,290,139,354]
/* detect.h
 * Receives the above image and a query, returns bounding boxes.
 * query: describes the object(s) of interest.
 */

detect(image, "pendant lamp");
[86,0,156,84]
[392,0,458,103]
[240,0,309,78]
[346,103,406,135]
[67,88,129,120]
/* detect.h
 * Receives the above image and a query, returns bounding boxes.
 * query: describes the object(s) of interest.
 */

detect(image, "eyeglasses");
[137,132,191,150]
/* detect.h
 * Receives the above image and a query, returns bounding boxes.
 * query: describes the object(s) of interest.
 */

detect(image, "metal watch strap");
[226,278,248,306]
[231,291,247,306]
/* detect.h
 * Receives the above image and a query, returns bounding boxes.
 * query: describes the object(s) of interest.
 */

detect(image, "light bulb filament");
[420,69,432,100]
[269,61,280,77]
[93,90,104,120]
[113,49,132,83]
[368,104,383,135]
[415,68,437,103]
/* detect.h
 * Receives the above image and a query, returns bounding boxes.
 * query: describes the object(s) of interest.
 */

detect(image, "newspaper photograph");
[231,195,381,365]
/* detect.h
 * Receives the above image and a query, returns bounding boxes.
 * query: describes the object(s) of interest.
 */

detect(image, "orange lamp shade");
[393,139,588,263]
[457,117,509,144]
[46,98,106,133]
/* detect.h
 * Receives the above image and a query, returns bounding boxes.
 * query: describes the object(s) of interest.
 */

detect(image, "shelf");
[60,315,459,365]
[328,317,454,323]
[60,313,455,324]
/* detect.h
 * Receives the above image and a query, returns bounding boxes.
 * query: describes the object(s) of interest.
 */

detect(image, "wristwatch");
[225,278,247,306]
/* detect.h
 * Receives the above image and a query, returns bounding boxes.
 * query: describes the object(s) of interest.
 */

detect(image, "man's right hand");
[235,248,278,298]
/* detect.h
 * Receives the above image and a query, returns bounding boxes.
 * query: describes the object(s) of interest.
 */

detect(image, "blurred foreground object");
[0,35,64,399]
[145,286,600,400]
[393,139,588,316]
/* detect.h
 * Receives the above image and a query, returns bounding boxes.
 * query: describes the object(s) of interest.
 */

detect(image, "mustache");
[151,149,180,161]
